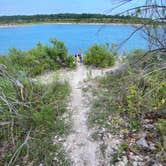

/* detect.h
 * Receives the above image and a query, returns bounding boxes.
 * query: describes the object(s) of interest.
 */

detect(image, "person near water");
[79,55,83,63]
[74,53,79,63]
[78,48,81,57]
[77,48,83,63]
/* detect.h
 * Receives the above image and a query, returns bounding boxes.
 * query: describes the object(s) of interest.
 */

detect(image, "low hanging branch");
[117,5,166,16]
[107,0,166,58]
[116,25,145,50]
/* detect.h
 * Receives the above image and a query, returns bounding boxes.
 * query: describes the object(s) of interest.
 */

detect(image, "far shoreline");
[0,22,144,28]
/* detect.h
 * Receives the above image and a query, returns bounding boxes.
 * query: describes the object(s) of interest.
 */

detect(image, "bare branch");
[113,5,166,16]
[135,48,166,65]
[116,25,145,50]
[104,0,132,15]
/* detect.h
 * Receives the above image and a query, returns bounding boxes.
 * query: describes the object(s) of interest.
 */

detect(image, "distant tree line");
[0,13,150,25]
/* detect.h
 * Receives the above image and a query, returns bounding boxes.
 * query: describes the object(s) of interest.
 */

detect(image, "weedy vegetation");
[0,39,74,165]
[89,49,166,164]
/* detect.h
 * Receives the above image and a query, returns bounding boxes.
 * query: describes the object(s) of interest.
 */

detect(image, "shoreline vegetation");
[0,39,116,165]
[0,13,165,27]
[0,37,165,165]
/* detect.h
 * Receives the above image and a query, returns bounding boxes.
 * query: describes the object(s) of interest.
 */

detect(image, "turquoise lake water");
[0,24,147,55]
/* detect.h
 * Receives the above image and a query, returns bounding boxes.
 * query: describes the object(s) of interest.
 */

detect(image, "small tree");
[84,44,115,67]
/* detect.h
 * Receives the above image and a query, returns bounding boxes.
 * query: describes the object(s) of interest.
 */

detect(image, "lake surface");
[0,23,147,55]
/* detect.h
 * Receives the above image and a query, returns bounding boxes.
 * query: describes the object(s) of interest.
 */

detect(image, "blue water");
[0,24,147,55]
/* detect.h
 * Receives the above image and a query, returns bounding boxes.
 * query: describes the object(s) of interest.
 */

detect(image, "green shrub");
[49,38,68,62]
[66,55,77,69]
[83,43,115,67]
[2,38,76,77]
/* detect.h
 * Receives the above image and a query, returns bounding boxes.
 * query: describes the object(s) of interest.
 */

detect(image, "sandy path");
[63,64,99,166]
[39,62,122,165]
[63,62,122,166]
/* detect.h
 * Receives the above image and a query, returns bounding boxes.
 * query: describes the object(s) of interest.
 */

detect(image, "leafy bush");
[66,55,77,69]
[2,38,76,77]
[83,43,115,67]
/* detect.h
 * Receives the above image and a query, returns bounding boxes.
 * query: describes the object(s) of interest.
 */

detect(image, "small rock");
[152,163,163,166]
[144,119,152,123]
[144,156,150,160]
[149,142,156,150]
[121,156,128,164]
[58,137,65,142]
[144,124,154,129]
[136,137,149,148]
[129,152,144,162]
[132,161,137,166]
[53,157,58,161]
[135,156,143,162]
[115,156,128,166]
